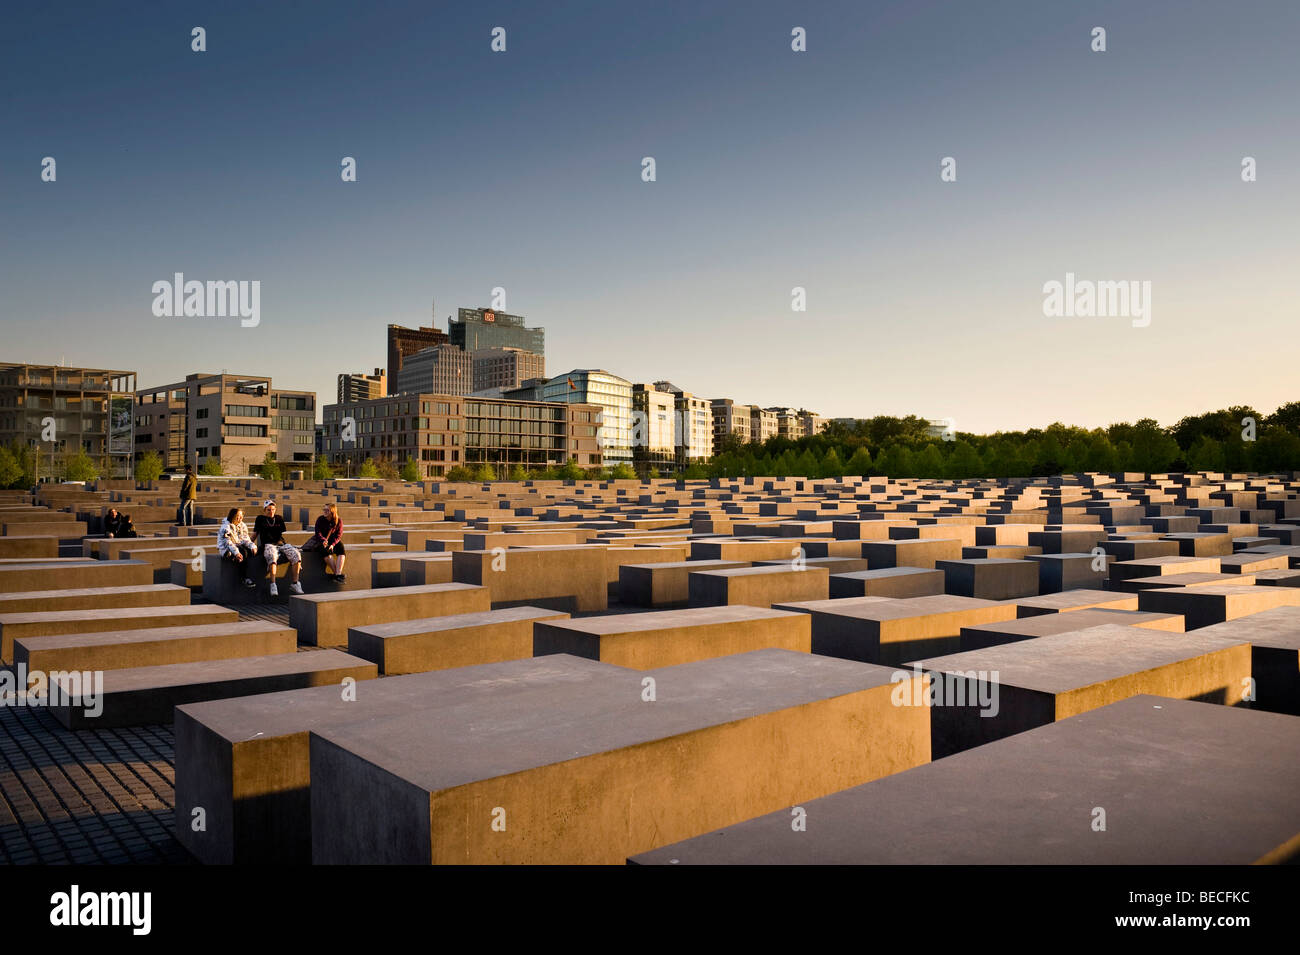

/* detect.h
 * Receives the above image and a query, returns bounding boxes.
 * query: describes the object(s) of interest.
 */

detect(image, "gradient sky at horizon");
[2,0,1296,432]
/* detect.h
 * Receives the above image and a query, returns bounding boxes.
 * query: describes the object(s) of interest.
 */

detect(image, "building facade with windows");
[450,307,545,356]
[320,393,602,477]
[134,373,315,474]
[393,345,473,396]
[750,406,780,444]
[631,384,676,471]
[541,370,633,466]
[338,368,386,404]
[0,363,137,479]
[471,347,545,392]
[387,324,450,380]
[710,398,753,452]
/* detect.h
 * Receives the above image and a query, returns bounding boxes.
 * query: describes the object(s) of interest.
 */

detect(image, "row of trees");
[4,402,1296,489]
[706,404,1300,479]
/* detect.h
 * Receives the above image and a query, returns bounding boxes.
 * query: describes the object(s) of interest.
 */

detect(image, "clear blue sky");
[2,0,1296,431]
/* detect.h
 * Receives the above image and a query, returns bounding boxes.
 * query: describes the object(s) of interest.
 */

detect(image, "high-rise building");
[394,345,473,396]
[651,381,711,463]
[710,398,753,452]
[450,307,545,356]
[387,324,449,380]
[0,363,137,479]
[337,368,387,404]
[631,384,676,470]
[542,370,632,465]
[321,393,602,477]
[134,373,315,474]
[471,347,545,392]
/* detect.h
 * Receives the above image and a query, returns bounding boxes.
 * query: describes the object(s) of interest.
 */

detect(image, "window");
[225,404,267,418]
[196,408,209,419]
[196,428,208,438]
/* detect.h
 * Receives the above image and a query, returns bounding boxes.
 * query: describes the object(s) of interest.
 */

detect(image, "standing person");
[311,502,347,582]
[218,507,258,588]
[252,499,302,597]
[178,465,197,526]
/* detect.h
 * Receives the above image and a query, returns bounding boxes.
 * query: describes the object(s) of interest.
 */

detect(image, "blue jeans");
[180,500,195,526]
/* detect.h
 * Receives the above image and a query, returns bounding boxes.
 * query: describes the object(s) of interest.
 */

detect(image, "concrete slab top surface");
[830,567,939,579]
[963,609,1180,637]
[311,649,899,791]
[907,624,1246,692]
[81,649,370,691]
[622,559,748,571]
[688,565,829,578]
[178,655,626,743]
[777,594,1003,621]
[15,620,294,651]
[351,606,568,636]
[0,584,188,601]
[628,695,1300,865]
[293,582,484,603]
[1195,606,1300,651]
[1010,590,1132,610]
[0,604,225,625]
[537,604,801,634]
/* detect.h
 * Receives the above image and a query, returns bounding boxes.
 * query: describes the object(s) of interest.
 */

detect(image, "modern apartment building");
[0,363,137,478]
[650,381,712,463]
[750,406,780,444]
[472,347,545,392]
[320,393,602,477]
[450,307,545,356]
[387,324,450,379]
[337,368,386,403]
[541,370,633,465]
[710,398,754,451]
[393,345,473,396]
[134,373,316,474]
[631,383,676,470]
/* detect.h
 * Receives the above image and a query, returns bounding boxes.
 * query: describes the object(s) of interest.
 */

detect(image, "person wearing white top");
[218,507,258,587]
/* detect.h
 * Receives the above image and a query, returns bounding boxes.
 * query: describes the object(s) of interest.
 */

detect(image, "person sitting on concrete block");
[218,507,258,588]
[104,508,137,538]
[309,503,348,583]
[253,500,302,597]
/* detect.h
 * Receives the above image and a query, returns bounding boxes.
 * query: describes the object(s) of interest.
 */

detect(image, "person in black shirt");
[104,508,137,538]
[251,500,302,597]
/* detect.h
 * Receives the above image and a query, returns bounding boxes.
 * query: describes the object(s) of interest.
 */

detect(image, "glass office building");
[541,370,632,465]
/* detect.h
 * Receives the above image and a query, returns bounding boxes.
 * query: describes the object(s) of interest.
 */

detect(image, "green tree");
[358,457,380,478]
[376,458,400,481]
[819,448,844,478]
[793,449,819,477]
[1266,401,1300,436]
[400,458,421,482]
[844,446,874,477]
[508,463,529,481]
[445,465,474,481]
[471,462,498,482]
[313,458,334,480]
[647,467,661,479]
[1186,435,1224,472]
[913,444,944,478]
[0,445,23,488]
[609,462,636,480]
[1253,427,1300,473]
[200,457,225,476]
[62,449,99,482]
[946,440,982,479]
[258,452,281,481]
[134,450,163,482]
[683,462,708,479]
[558,460,584,481]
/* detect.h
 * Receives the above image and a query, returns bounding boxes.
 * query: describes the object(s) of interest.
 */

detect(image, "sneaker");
[268,582,278,597]
[289,581,304,595]
[334,574,346,583]
[243,578,255,588]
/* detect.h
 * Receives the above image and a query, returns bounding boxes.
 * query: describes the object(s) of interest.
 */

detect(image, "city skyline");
[3,0,1297,431]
